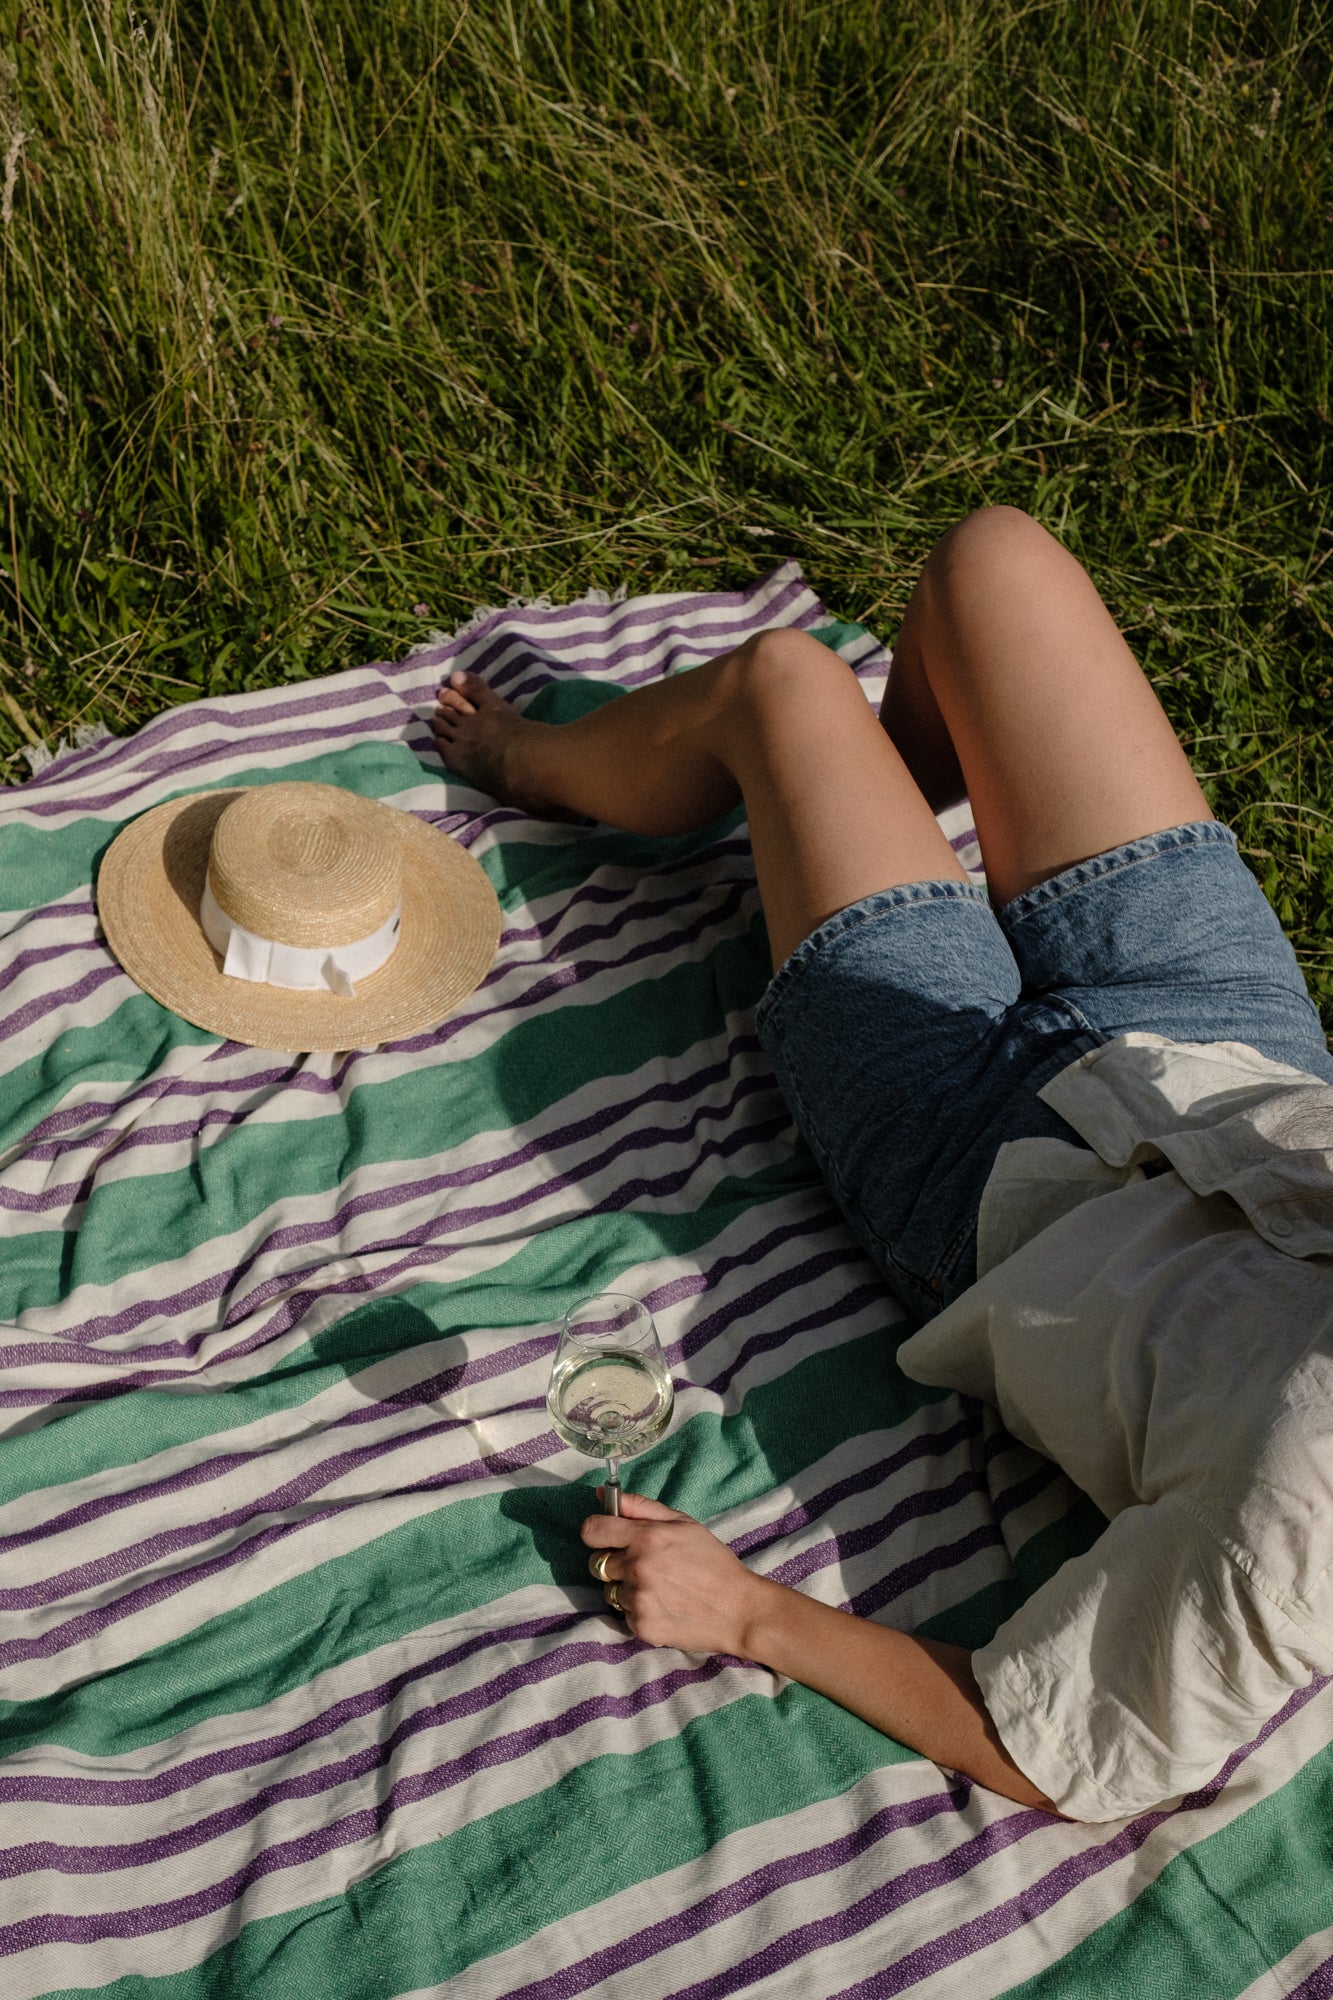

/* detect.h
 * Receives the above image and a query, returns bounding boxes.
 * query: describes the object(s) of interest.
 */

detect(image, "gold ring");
[606,1581,623,1614]
[590,1550,613,1585]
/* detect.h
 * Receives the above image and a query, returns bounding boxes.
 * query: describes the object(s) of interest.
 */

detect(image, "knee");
[927,505,1064,589]
[726,625,859,707]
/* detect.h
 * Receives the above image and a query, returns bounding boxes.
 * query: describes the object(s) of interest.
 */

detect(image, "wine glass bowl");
[546,1292,673,1511]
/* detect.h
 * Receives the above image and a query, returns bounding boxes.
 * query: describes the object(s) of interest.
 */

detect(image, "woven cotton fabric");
[1,564,1330,1999]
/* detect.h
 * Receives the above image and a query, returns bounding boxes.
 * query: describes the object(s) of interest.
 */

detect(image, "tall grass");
[2,0,1331,1016]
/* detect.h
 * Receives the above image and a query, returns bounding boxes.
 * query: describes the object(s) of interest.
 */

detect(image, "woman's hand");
[580,1490,771,1656]
[580,1489,1059,1813]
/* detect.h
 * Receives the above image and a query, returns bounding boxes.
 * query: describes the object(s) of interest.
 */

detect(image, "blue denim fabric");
[756,821,1333,1324]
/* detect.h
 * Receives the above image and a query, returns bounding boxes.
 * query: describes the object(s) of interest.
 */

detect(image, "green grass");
[2,0,1331,1018]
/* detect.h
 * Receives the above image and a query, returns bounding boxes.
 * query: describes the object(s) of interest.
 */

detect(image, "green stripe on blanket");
[0,1326,924,1755]
[0,936,777,1316]
[34,1691,919,2000]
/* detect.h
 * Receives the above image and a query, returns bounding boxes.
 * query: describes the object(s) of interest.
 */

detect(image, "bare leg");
[432,628,966,970]
[881,506,1211,906]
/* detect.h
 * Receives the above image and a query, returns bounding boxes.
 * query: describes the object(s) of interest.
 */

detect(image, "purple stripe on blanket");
[0,1114,792,1387]
[490,624,840,720]
[649,1810,1056,2000]
[482,615,881,712]
[0,901,98,943]
[2,1292,906,1606]
[0,888,765,1216]
[486,1679,1329,2000]
[0,886,765,1194]
[491,1787,978,2000]
[460,596,819,699]
[0,1423,564,1668]
[698,1274,880,1398]
[1,1202,848,1547]
[0,1174,843,1422]
[399,572,821,690]
[1289,1956,1333,2000]
[11,581,817,818]
[0,1070,783,1359]
[730,1411,983,1559]
[485,618,823,708]
[769,1471,987,1591]
[0,939,107,1002]
[992,1456,1062,1522]
[14,711,429,823]
[0,1652,746,1950]
[0,1357,984,1663]
[0,964,124,1047]
[8,676,397,800]
[737,1429,1060,1588]
[0,1630,754,1877]
[10,1004,759,1183]
[0,1607,586,1804]
[0,1244,883,1610]
[826,1680,1332,1998]
[6,835,754,1145]
[845,1524,1006,1619]
[394,565,816,664]
[0,1383,550,1608]
[0,1325,541,1553]
[669,1244,863,1369]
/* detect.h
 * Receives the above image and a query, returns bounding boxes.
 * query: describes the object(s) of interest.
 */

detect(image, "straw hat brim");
[97,790,502,1052]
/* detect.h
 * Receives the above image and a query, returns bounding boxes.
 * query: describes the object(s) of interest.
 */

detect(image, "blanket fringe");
[9,579,669,781]
[12,719,113,783]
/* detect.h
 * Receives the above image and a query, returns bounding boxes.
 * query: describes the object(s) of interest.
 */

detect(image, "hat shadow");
[161,790,236,918]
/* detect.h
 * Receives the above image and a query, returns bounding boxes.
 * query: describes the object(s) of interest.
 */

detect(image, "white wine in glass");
[546,1292,674,1515]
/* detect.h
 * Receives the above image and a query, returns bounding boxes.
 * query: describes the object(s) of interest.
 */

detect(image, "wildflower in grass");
[0,56,25,226]
[412,603,430,618]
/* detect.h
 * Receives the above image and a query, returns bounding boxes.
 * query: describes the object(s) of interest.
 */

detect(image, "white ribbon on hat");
[199,879,402,999]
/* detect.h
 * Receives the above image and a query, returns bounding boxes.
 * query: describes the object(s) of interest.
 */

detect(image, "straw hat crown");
[207,783,402,948]
[97,776,502,1052]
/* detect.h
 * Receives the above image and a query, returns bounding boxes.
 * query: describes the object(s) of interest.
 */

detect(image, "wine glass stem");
[605,1456,622,1516]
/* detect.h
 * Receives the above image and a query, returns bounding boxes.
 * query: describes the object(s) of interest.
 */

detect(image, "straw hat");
[97,782,502,1052]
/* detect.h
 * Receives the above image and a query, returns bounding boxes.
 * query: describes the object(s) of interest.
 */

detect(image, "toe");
[435,686,476,719]
[450,669,499,708]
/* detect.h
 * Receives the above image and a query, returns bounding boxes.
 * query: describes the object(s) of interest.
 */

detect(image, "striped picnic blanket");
[2,563,1331,1999]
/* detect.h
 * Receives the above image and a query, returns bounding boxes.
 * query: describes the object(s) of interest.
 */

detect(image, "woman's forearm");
[580,1494,1058,1813]
[737,1574,1058,1812]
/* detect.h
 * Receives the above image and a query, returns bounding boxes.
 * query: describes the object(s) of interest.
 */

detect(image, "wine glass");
[546,1292,674,1515]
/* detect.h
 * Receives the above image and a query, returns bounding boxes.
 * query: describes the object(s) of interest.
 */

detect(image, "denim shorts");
[756,821,1333,1324]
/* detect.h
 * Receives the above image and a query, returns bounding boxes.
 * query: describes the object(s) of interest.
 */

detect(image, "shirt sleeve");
[972,1494,1325,1821]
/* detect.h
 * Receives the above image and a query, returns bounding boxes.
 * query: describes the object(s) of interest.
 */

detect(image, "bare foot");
[431,670,572,818]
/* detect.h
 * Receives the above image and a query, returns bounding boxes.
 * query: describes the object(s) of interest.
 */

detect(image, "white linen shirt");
[896,1033,1333,1822]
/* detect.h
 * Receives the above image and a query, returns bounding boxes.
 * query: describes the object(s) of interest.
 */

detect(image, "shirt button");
[1268,1217,1293,1239]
